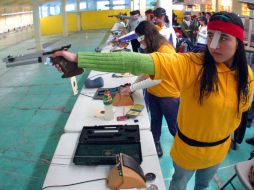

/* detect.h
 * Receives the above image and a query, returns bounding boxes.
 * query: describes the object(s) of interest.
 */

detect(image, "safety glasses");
[137,35,145,42]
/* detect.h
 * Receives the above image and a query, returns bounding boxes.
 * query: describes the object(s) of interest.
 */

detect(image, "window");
[97,1,110,10]
[55,6,60,15]
[40,6,48,18]
[80,2,87,10]
[113,0,126,10]
[172,4,184,11]
[242,3,250,17]
[203,0,232,12]
[146,0,156,9]
[66,4,75,12]
[50,6,56,15]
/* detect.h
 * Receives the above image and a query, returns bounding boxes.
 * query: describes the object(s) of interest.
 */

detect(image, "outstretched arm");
[52,51,155,76]
[52,50,198,93]
[78,52,154,75]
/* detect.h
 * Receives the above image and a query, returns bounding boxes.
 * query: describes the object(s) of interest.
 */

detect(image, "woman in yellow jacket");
[121,21,180,157]
[52,12,254,190]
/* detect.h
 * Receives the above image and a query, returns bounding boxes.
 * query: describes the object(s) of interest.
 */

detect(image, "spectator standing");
[127,10,144,52]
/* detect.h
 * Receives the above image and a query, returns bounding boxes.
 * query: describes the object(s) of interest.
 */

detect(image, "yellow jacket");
[151,52,254,169]
[147,44,180,98]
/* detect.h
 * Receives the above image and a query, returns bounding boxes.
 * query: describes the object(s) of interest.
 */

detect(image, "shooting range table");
[42,132,166,190]
[43,22,165,190]
[64,71,150,133]
[64,21,149,132]
[101,30,132,53]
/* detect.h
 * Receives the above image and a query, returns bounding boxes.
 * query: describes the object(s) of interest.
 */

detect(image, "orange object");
[112,93,133,106]
[107,153,146,190]
[118,42,129,48]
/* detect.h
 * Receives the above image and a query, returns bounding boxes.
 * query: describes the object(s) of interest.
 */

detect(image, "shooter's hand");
[120,85,131,95]
[50,50,83,78]
[51,50,77,63]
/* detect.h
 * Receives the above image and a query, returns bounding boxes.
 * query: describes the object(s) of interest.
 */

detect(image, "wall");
[40,13,78,35]
[40,9,130,35]
[0,13,33,33]
[80,9,130,30]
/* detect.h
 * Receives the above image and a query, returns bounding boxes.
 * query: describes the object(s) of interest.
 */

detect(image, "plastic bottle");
[103,90,114,121]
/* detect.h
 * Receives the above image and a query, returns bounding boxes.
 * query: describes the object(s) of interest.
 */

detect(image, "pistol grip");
[51,56,84,78]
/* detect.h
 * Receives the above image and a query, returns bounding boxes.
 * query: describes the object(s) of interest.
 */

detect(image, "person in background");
[145,9,154,23]
[172,12,179,26]
[118,13,128,30]
[190,15,199,44]
[181,14,192,40]
[126,10,144,52]
[121,21,180,157]
[206,12,212,22]
[195,16,208,49]
[153,7,177,48]
[52,12,254,190]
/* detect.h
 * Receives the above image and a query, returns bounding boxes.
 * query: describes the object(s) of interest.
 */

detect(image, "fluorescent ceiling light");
[1,11,33,16]
[222,0,231,7]
[172,4,184,10]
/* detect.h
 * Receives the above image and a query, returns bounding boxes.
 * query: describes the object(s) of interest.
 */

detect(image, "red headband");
[146,13,154,16]
[207,20,244,42]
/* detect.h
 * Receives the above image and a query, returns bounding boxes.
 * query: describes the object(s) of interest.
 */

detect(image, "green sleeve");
[78,52,155,75]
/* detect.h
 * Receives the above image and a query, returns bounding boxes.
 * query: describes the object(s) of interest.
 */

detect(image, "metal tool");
[4,44,70,68]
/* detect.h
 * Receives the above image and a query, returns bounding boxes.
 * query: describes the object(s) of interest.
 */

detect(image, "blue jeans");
[145,92,180,141]
[169,162,220,190]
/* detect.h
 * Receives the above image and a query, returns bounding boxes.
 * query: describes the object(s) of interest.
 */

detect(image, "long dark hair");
[198,12,249,112]
[199,16,207,25]
[135,21,169,53]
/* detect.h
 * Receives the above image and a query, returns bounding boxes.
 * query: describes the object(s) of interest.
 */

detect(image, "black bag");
[234,111,249,144]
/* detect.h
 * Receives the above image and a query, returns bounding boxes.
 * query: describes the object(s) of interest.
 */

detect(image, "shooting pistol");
[3,44,83,78]
[108,14,131,20]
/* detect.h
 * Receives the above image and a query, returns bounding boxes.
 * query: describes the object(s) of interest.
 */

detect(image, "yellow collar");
[216,62,234,73]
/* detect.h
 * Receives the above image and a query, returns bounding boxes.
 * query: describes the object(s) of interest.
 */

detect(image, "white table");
[101,22,132,53]
[64,71,150,133]
[43,23,166,190]
[42,131,166,190]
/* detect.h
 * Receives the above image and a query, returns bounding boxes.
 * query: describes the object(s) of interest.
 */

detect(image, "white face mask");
[137,35,145,42]
[140,43,147,49]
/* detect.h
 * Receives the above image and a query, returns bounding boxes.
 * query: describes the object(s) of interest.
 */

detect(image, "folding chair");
[236,159,254,190]
[220,151,254,190]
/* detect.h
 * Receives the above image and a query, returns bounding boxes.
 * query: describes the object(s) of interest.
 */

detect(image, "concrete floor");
[0,29,253,190]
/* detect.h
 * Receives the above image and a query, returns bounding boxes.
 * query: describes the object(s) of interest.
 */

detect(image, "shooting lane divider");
[70,76,78,95]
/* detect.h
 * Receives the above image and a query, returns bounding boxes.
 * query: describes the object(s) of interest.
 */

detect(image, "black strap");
[234,111,248,144]
[177,130,230,147]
